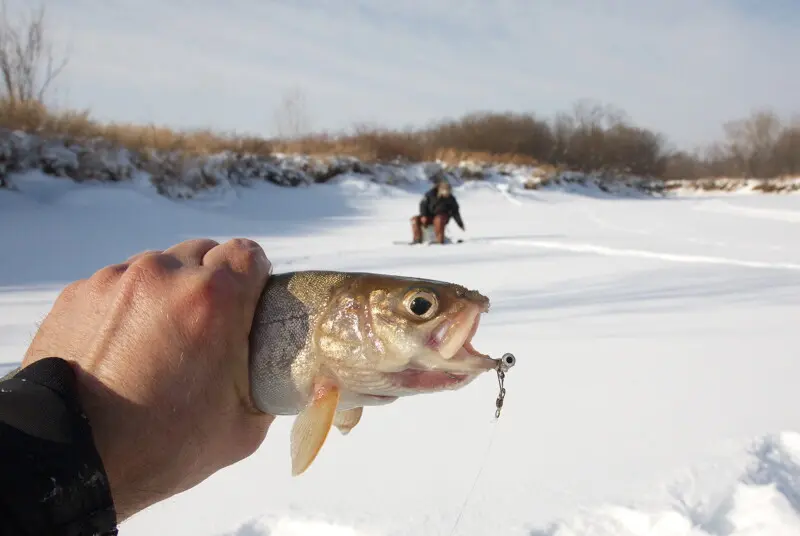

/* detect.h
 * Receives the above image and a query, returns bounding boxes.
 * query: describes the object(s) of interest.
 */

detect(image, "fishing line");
[446,416,501,536]
[447,353,515,536]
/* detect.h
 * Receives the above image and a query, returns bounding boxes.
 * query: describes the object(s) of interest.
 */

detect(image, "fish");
[248,270,498,476]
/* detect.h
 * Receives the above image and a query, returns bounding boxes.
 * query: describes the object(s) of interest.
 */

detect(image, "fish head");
[319,273,496,397]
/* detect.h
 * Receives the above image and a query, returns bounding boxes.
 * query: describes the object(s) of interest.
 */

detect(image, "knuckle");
[182,238,220,256]
[227,237,259,251]
[116,254,169,300]
[86,263,128,295]
[226,238,263,269]
[196,238,221,249]
[126,249,160,262]
[170,238,219,263]
[127,255,165,280]
[57,279,85,303]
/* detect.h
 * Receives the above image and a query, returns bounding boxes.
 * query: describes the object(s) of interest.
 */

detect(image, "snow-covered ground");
[2,170,800,536]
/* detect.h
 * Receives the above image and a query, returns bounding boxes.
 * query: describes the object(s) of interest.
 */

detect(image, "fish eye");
[404,290,438,319]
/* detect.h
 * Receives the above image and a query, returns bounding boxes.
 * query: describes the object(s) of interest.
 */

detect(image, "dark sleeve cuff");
[0,357,118,535]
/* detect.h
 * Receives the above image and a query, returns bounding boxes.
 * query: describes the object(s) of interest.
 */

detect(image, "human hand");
[22,238,274,521]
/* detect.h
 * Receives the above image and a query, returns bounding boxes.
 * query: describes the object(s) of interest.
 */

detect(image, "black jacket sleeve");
[419,197,430,219]
[419,190,434,219]
[0,358,118,536]
[450,197,464,229]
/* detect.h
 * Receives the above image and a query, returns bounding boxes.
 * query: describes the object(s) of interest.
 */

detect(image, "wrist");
[72,368,166,522]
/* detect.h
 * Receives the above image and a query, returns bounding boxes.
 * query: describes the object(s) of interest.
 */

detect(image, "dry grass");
[270,129,428,162]
[432,148,540,167]
[0,99,273,156]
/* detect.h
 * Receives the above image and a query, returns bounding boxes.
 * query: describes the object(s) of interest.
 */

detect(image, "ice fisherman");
[410,180,465,244]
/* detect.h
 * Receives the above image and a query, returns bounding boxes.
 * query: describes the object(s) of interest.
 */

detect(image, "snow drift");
[533,431,800,536]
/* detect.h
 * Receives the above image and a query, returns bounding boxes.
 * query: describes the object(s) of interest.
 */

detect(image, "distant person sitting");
[410,181,465,244]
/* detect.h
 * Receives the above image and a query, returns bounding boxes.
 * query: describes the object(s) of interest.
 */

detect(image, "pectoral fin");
[290,380,340,476]
[333,407,363,435]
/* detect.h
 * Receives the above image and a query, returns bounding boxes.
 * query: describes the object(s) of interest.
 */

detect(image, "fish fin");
[333,407,363,435]
[290,380,340,476]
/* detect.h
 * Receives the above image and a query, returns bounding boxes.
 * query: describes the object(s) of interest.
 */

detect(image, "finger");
[163,238,220,267]
[202,238,271,313]
[125,249,162,263]
[86,262,130,294]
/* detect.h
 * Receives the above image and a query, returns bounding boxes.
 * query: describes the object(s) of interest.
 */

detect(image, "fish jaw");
[387,368,481,391]
[384,303,496,392]
[427,302,492,365]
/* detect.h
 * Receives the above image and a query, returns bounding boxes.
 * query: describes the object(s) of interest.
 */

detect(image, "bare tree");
[0,0,68,103]
[571,99,628,131]
[723,110,783,177]
[272,87,311,139]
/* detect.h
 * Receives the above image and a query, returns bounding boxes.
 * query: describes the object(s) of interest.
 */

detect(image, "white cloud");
[9,0,800,148]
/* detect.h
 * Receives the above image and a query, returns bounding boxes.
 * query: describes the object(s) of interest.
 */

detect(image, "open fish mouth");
[389,305,495,391]
[428,305,494,367]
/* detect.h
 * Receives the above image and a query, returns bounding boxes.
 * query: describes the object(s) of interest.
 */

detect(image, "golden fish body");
[248,271,496,475]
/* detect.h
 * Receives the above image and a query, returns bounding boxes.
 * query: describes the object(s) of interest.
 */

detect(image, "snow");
[2,167,800,536]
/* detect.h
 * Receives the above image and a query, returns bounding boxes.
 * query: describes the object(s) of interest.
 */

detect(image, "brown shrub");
[270,127,426,162]
[0,99,275,157]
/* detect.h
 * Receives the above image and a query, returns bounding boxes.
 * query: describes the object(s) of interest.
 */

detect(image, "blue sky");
[9,0,800,149]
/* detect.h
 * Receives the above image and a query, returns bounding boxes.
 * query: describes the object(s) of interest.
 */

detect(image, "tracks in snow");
[486,186,800,271]
[488,238,800,271]
[693,200,800,223]
[274,235,800,273]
